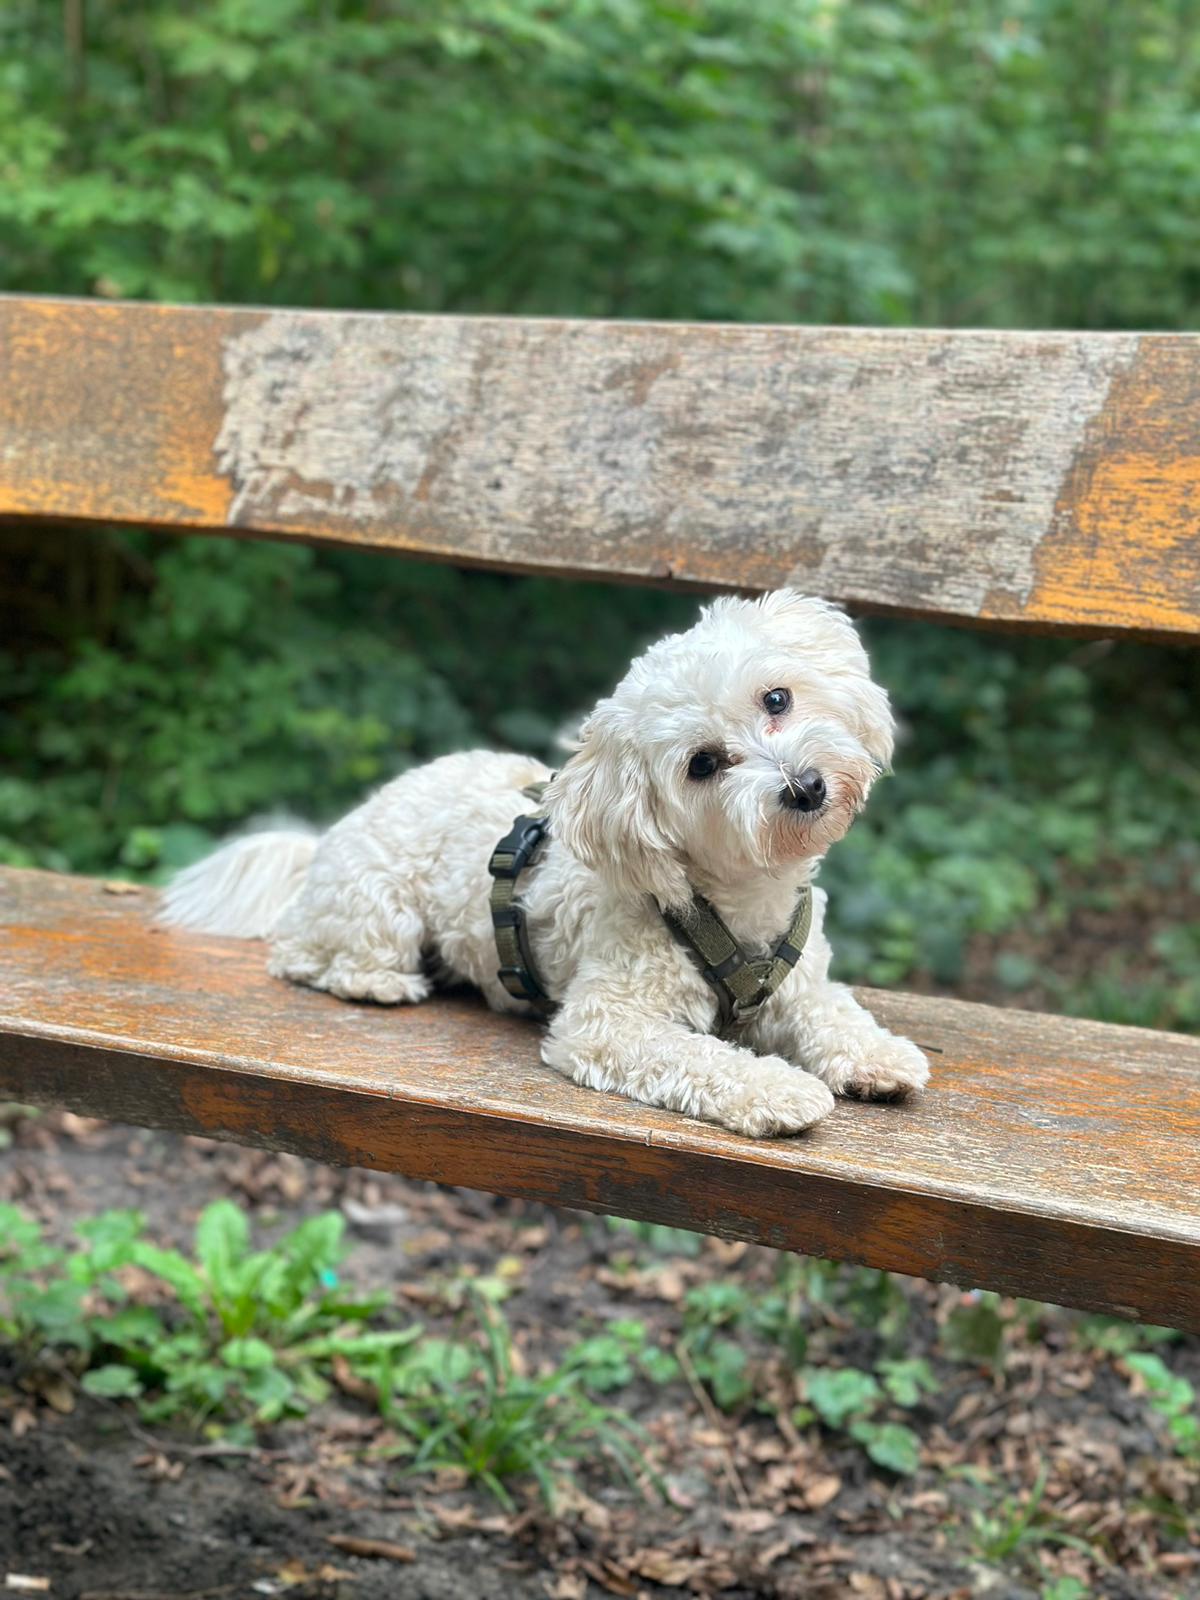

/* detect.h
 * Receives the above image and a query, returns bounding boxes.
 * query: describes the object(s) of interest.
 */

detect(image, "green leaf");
[803,1367,881,1428]
[244,1364,296,1421]
[289,1327,422,1363]
[129,1242,208,1321]
[706,1339,753,1411]
[0,1205,43,1257]
[195,1200,250,1295]
[852,1419,921,1475]
[878,1357,937,1408]
[77,1209,145,1272]
[25,1281,89,1340]
[220,1336,276,1370]
[82,1363,144,1399]
[101,1305,167,1347]
[1041,1579,1089,1600]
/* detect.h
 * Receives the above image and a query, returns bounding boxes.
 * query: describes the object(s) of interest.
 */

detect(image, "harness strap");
[487,781,554,1012]
[659,886,813,1037]
[488,779,813,1035]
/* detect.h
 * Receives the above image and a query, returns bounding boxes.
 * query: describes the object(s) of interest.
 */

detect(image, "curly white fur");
[161,590,929,1137]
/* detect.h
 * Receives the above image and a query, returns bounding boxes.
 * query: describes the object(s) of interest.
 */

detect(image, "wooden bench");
[3,295,1199,1332]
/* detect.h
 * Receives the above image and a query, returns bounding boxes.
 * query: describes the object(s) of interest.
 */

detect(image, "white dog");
[162,590,929,1137]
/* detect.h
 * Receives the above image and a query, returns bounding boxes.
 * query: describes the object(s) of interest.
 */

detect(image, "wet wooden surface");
[3,867,1199,1329]
[3,295,1200,639]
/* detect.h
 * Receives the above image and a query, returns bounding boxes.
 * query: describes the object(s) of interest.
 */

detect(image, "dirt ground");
[2,1111,1198,1600]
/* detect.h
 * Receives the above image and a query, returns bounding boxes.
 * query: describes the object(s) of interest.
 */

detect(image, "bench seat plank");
[2,866,1199,1330]
[3,296,1200,640]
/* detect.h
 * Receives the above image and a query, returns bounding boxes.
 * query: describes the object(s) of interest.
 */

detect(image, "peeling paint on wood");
[3,296,1199,638]
[3,866,1200,1329]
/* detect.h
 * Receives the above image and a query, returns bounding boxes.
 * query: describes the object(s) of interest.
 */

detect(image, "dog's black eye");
[687,751,722,781]
[763,687,792,717]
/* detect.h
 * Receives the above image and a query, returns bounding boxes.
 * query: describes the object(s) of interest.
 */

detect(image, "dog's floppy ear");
[856,679,896,774]
[546,705,691,910]
[758,588,896,772]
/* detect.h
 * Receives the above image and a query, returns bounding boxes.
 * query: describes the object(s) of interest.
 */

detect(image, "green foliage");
[6,1,1200,328]
[374,1294,654,1509]
[0,1201,417,1432]
[802,1366,882,1429]
[823,624,1200,1028]
[0,1201,656,1504]
[1041,1580,1089,1600]
[604,1218,705,1257]
[941,1293,1051,1369]
[968,1466,1097,1580]
[676,1261,927,1474]
[878,1356,938,1408]
[1125,1352,1200,1458]
[567,1319,681,1392]
[1073,1315,1179,1358]
[794,1363,928,1476]
[941,1294,1011,1367]
[0,539,689,877]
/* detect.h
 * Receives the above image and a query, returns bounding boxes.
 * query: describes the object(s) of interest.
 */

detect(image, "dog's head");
[545,590,894,908]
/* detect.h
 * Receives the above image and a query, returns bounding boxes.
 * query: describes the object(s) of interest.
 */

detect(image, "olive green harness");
[487,784,813,1038]
[487,785,556,1014]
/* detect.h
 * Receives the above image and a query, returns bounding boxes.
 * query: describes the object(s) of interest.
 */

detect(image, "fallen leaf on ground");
[430,1503,480,1532]
[36,1376,75,1415]
[848,1574,888,1599]
[629,1550,700,1585]
[277,1559,356,1586]
[330,1354,377,1402]
[133,1451,184,1482]
[58,1113,107,1142]
[804,1474,842,1509]
[578,1559,637,1597]
[327,1534,415,1562]
[723,1509,775,1534]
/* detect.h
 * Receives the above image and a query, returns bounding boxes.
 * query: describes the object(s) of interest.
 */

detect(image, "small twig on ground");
[674,1341,751,1512]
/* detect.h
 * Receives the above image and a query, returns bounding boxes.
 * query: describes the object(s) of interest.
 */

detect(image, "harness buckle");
[488,814,548,880]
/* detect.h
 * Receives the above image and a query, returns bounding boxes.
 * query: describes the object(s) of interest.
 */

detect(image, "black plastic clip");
[488,814,548,880]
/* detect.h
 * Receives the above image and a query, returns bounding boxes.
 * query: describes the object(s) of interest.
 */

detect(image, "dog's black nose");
[780,768,826,812]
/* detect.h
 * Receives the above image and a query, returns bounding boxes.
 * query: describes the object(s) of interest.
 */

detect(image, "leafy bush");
[0,1200,656,1503]
[1125,1352,1200,1458]
[795,1361,934,1475]
[375,1292,654,1509]
[0,1199,415,1432]
[0,537,690,876]
[6,1,1200,328]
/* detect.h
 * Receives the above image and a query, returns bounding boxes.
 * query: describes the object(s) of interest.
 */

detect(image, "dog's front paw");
[821,1033,930,1102]
[722,1060,835,1139]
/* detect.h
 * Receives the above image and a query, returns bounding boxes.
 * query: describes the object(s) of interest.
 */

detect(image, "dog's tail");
[159,828,318,939]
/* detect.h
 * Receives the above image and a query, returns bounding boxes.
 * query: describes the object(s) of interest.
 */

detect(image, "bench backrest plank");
[3,295,1198,641]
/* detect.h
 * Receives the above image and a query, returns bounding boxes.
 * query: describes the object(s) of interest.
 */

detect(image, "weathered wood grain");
[2,296,1199,638]
[3,866,1199,1329]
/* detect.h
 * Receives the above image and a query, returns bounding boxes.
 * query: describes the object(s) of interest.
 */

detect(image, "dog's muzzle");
[778,767,827,813]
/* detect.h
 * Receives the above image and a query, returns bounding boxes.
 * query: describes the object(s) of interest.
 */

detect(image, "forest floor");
[2,1107,1198,1600]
